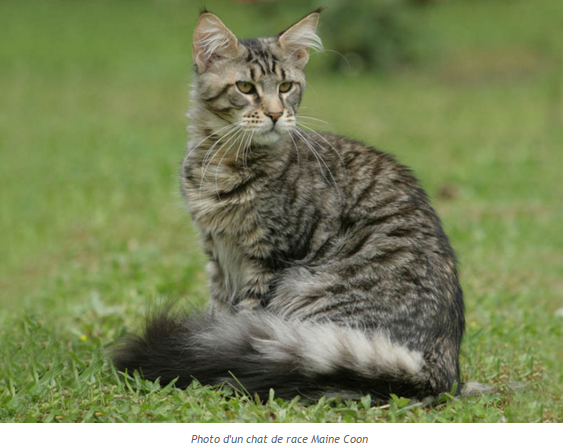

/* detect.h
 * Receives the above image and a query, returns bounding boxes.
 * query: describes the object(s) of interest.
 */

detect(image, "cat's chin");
[252,130,285,147]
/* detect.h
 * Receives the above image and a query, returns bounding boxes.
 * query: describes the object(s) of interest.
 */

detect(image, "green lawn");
[0,0,561,422]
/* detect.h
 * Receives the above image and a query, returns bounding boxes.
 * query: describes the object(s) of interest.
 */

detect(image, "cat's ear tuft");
[192,12,241,73]
[278,10,323,69]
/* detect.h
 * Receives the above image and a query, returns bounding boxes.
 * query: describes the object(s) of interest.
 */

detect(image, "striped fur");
[114,311,431,401]
[114,10,466,403]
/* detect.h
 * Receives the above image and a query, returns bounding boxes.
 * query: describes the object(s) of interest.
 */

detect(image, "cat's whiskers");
[199,127,244,198]
[242,130,255,171]
[288,130,301,169]
[292,128,342,202]
[213,129,249,204]
[184,123,236,166]
[203,127,244,176]
[201,125,241,172]
[235,128,254,183]
[296,121,346,169]
[199,134,231,188]
[295,114,329,126]
[192,123,235,150]
[234,127,250,163]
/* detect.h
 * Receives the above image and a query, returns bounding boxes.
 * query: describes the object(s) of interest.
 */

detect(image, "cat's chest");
[209,233,248,293]
[183,163,261,233]
[204,212,274,303]
[184,186,261,239]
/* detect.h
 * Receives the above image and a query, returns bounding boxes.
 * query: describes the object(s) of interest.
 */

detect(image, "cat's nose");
[266,111,283,124]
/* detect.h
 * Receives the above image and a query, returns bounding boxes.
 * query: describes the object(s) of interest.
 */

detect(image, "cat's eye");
[236,81,255,94]
[279,82,293,93]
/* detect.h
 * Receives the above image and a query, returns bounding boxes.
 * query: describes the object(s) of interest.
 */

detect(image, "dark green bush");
[253,0,424,73]
[320,0,416,73]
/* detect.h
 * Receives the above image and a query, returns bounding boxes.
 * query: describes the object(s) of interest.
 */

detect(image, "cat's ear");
[192,12,241,73]
[277,9,323,69]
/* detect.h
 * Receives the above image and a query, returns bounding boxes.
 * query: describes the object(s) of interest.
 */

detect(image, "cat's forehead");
[237,37,300,82]
[196,36,304,87]
[239,38,274,57]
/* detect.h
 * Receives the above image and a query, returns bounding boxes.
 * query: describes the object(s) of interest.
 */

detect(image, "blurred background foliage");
[252,0,423,73]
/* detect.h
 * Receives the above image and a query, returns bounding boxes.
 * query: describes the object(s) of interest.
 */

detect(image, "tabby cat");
[114,9,466,403]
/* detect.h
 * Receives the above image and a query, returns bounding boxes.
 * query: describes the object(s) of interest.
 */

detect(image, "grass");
[0,0,561,422]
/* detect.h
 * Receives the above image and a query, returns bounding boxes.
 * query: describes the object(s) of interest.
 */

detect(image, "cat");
[113,9,466,403]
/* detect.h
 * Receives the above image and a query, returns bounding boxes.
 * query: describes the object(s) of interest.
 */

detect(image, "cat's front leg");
[207,259,274,312]
[234,267,276,311]
[207,260,237,313]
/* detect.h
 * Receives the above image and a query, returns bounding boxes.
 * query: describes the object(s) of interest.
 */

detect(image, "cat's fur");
[113,10,465,403]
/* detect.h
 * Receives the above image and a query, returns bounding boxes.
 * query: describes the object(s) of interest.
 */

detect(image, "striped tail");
[113,310,433,401]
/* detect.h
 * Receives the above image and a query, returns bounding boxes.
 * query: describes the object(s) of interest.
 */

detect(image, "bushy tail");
[113,310,432,401]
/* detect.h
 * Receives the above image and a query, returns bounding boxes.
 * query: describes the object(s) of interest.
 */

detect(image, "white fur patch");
[251,317,425,381]
[196,27,232,61]
[281,28,323,54]
[279,12,324,54]
[193,13,240,68]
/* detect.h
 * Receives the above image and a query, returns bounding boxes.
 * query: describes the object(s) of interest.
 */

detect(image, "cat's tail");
[113,310,434,401]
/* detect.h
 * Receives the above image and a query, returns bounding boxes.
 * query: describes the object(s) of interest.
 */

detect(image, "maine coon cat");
[114,9,466,403]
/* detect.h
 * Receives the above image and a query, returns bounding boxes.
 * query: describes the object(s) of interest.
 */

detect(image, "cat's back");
[293,132,438,221]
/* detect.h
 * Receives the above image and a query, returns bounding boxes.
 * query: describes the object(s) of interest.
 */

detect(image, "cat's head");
[191,10,322,146]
